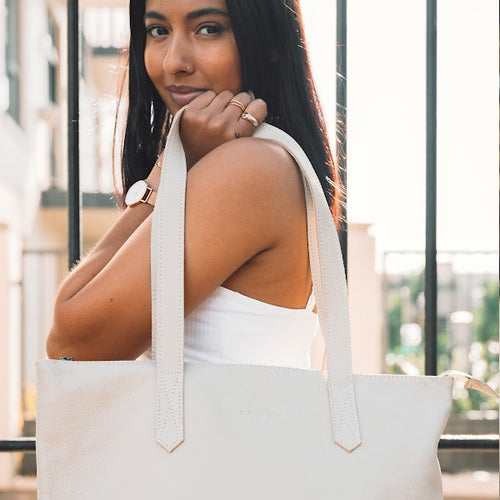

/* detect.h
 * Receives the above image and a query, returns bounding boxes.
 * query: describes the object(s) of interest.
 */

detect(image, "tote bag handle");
[151,107,362,453]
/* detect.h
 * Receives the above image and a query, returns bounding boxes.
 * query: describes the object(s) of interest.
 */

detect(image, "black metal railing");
[1,435,498,454]
[425,0,438,377]
[1,0,498,457]
[337,0,348,272]
[423,0,497,451]
[68,0,81,268]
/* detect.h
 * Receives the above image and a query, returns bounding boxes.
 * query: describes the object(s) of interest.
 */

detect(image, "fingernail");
[249,90,255,100]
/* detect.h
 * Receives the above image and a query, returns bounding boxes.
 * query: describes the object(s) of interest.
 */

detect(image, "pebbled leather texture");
[36,108,453,499]
[36,361,452,499]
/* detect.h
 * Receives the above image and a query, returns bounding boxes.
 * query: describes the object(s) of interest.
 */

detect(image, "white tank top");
[139,285,319,369]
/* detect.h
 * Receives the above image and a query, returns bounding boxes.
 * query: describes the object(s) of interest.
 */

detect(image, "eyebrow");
[143,8,229,23]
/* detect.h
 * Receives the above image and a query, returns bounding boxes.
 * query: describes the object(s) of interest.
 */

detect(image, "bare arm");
[46,164,160,360]
[52,88,267,311]
[47,91,269,361]
[46,138,294,361]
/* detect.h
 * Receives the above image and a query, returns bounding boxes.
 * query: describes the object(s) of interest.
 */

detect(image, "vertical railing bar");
[68,0,81,269]
[425,0,438,375]
[336,0,348,276]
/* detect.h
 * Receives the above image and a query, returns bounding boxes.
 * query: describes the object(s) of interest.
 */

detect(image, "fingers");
[182,88,267,142]
[203,90,266,140]
[234,98,267,138]
[184,90,246,138]
[221,91,253,119]
[180,90,217,136]
[187,90,217,110]
[211,90,246,113]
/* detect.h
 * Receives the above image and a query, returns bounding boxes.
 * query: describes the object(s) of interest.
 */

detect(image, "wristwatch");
[125,180,157,208]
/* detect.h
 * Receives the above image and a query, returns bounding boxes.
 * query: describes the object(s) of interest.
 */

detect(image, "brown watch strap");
[143,187,157,207]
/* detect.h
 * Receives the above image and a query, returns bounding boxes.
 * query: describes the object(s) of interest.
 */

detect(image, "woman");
[46,0,341,366]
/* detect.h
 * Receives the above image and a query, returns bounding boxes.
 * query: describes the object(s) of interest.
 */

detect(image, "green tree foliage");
[387,274,499,415]
[474,280,499,344]
[388,292,402,350]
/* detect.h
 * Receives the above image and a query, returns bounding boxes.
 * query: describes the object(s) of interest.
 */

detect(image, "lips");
[167,86,206,107]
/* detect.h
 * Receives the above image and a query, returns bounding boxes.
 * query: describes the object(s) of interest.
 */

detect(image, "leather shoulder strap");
[152,109,361,453]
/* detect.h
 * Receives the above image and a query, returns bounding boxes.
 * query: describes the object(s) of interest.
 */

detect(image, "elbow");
[46,301,81,360]
[45,330,61,360]
[46,324,87,361]
[46,293,69,359]
[46,300,111,361]
[46,319,72,360]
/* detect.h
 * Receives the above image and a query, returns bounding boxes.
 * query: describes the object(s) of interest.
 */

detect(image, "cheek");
[212,45,242,93]
[228,50,242,90]
[144,47,162,86]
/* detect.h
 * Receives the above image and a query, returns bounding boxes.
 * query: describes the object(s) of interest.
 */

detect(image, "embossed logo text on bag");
[239,409,282,420]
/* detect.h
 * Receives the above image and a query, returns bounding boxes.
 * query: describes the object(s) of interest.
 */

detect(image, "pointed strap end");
[334,434,362,453]
[157,430,184,453]
[328,382,362,453]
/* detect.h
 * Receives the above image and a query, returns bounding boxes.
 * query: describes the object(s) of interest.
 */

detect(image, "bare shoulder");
[183,136,308,314]
[209,135,295,165]
[187,137,304,210]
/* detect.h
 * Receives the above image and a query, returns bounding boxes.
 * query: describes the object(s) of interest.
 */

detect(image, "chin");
[157,94,177,116]
[167,102,183,116]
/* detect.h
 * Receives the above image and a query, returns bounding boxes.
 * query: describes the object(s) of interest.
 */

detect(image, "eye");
[146,25,169,38]
[197,24,223,36]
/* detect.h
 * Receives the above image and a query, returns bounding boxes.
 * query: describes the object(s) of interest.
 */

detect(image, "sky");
[300,0,498,271]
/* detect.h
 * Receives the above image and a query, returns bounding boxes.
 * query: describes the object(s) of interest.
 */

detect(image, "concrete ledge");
[0,472,498,498]
[41,188,117,208]
[0,474,36,495]
[443,472,499,499]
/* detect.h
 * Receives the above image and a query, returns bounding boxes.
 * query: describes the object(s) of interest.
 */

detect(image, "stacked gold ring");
[228,100,246,112]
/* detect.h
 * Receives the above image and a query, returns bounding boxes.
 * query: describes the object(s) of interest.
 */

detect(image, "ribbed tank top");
[139,285,319,369]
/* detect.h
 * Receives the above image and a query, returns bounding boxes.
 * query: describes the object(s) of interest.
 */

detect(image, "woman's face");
[143,0,242,115]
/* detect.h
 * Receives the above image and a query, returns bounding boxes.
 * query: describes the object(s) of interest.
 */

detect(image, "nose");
[162,33,194,75]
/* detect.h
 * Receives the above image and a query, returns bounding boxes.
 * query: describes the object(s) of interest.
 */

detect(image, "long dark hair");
[115,0,344,223]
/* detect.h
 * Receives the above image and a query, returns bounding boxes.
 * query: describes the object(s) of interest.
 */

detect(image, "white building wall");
[0,224,22,488]
[348,223,384,374]
[0,0,53,487]
[310,223,384,374]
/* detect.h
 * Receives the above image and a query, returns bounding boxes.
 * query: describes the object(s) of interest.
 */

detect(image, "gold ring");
[241,112,259,128]
[228,100,246,112]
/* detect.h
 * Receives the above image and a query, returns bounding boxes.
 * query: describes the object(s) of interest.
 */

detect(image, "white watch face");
[125,180,148,206]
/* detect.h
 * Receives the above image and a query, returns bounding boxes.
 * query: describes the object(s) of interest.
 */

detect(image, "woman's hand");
[179,90,268,169]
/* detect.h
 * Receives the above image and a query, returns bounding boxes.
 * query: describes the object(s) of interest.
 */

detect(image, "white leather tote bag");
[37,108,454,499]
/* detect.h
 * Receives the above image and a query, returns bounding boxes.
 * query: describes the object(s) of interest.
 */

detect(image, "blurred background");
[0,0,498,498]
